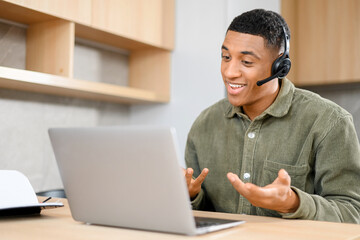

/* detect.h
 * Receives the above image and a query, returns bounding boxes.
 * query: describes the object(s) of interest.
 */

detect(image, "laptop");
[48,126,244,235]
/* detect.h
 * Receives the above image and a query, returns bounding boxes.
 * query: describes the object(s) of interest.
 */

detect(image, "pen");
[42,197,52,203]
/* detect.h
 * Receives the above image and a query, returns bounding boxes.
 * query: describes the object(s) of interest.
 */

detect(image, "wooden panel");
[26,19,74,77]
[282,0,360,86]
[129,49,171,101]
[91,0,173,49]
[2,0,92,25]
[281,0,297,83]
[0,66,169,104]
[75,23,157,51]
[161,0,175,49]
[0,0,56,24]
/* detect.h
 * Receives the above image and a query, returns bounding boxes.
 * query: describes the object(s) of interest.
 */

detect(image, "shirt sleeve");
[190,188,205,210]
[281,115,360,223]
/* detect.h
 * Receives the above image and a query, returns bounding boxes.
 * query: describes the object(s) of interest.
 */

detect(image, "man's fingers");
[181,167,186,176]
[227,170,298,212]
[227,172,271,197]
[184,168,194,186]
[193,168,209,186]
[182,168,209,199]
[227,172,251,195]
[273,169,291,186]
[279,169,291,185]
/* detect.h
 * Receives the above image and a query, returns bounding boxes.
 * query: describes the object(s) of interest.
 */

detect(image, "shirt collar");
[225,78,295,119]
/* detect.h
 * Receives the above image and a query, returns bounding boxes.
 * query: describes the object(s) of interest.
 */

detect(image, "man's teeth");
[229,83,244,88]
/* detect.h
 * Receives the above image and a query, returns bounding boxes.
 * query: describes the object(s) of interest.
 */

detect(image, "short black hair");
[227,9,290,51]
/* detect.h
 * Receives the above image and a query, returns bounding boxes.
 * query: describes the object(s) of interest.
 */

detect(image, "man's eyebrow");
[221,45,228,50]
[241,51,260,59]
[221,46,260,59]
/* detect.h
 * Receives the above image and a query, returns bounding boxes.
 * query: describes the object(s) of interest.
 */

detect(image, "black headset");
[256,25,292,86]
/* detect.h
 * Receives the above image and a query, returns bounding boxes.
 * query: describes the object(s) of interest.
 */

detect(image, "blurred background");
[0,0,359,192]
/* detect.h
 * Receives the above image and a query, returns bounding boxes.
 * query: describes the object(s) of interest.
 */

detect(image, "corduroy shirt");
[185,78,360,223]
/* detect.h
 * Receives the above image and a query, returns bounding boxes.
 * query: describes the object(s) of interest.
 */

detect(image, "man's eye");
[242,60,253,65]
[221,54,231,60]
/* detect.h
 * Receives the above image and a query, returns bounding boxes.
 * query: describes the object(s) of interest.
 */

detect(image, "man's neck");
[243,80,281,121]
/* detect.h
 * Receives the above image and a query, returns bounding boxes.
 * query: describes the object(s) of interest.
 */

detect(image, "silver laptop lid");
[49,126,197,235]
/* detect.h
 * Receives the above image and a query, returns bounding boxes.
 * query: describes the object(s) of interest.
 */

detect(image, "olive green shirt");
[185,78,360,223]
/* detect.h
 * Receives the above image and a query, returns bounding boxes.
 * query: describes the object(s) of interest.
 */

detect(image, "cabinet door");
[92,0,174,49]
[282,0,360,85]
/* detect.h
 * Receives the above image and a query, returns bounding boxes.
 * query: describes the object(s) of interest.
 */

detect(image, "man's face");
[221,31,279,110]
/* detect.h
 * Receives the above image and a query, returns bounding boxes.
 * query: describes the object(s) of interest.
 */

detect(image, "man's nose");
[223,61,241,79]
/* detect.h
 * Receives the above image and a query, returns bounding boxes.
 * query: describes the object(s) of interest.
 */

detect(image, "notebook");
[0,170,63,216]
[48,126,244,235]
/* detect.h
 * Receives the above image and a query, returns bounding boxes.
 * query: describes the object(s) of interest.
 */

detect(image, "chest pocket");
[261,159,309,191]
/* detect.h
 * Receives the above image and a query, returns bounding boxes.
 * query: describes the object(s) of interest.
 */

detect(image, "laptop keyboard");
[195,216,235,228]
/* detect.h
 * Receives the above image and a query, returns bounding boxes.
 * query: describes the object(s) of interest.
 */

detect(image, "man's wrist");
[287,188,300,213]
[190,193,198,201]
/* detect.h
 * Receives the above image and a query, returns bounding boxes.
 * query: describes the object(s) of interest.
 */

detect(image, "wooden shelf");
[0,0,174,104]
[0,66,169,104]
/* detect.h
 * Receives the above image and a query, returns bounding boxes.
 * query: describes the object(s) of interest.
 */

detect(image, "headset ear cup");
[271,57,283,76]
[279,58,291,78]
[271,57,291,79]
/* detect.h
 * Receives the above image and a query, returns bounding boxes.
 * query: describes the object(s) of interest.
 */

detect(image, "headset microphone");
[256,69,286,86]
[256,25,291,87]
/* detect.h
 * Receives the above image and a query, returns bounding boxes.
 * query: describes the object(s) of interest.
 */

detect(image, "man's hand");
[182,168,209,199]
[227,169,299,213]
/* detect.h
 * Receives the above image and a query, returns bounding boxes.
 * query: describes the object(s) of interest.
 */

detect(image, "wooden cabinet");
[0,0,92,25]
[281,0,360,86]
[0,0,174,104]
[92,0,173,49]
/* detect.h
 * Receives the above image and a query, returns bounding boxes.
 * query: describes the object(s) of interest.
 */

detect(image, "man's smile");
[226,81,246,89]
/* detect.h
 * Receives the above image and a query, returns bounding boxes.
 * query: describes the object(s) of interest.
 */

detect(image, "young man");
[184,9,360,223]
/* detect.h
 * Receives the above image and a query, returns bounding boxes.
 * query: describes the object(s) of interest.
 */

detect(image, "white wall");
[130,0,280,167]
[226,0,280,23]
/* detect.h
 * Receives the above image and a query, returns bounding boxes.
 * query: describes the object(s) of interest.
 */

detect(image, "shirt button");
[248,132,255,139]
[243,173,251,180]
